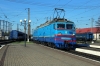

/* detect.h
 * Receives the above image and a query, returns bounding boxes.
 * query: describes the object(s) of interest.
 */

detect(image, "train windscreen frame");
[66,24,73,29]
[57,24,65,29]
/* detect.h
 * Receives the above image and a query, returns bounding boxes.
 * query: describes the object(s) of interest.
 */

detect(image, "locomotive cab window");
[66,24,73,29]
[57,24,65,29]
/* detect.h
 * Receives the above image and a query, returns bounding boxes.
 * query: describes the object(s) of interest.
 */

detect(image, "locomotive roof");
[35,18,74,29]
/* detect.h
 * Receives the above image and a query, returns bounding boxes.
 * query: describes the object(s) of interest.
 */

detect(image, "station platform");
[0,43,100,66]
[89,42,100,48]
[76,42,100,48]
[90,43,100,45]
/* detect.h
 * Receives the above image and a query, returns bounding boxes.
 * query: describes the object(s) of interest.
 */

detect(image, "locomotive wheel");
[52,44,56,49]
[48,42,51,47]
[66,48,70,51]
[42,42,44,45]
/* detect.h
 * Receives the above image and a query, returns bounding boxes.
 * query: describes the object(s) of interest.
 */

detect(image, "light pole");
[91,18,94,33]
[20,19,31,47]
[25,8,31,42]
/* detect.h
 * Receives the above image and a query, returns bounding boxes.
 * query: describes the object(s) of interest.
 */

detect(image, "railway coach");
[9,30,27,41]
[32,18,76,50]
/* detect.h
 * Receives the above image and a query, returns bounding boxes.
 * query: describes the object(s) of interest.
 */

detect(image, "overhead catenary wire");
[60,0,73,8]
[69,3,100,18]
[4,0,100,17]
[0,7,8,18]
[4,0,100,24]
[67,0,92,13]
[51,0,60,7]
[12,9,27,17]
[5,0,100,9]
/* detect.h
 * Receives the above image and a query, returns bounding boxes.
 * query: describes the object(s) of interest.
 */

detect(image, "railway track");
[78,47,100,51]
[62,45,100,62]
[1,41,99,62]
[36,43,100,62]
[68,49,100,62]
[0,40,15,47]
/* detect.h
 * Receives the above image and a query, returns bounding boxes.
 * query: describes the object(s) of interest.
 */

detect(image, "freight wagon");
[9,30,27,41]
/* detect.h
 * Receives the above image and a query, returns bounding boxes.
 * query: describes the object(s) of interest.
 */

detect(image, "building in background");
[76,27,100,41]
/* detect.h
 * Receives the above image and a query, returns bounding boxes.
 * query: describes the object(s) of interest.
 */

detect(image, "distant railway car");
[0,30,4,38]
[0,30,5,40]
[76,32,94,41]
[9,30,27,41]
[32,18,76,50]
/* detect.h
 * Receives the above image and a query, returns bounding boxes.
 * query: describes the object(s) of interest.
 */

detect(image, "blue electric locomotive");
[33,18,76,50]
[33,8,76,50]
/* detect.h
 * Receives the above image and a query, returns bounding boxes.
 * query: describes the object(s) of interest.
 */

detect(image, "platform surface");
[0,43,100,66]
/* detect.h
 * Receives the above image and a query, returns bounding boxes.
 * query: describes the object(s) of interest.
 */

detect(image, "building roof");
[76,27,100,33]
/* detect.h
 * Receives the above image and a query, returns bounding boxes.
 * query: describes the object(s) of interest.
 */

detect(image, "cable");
[13,10,26,17]
[60,0,73,8]
[69,5,100,18]
[4,0,100,21]
[68,1,100,18]
[52,0,60,7]
[67,0,93,15]
[0,7,7,18]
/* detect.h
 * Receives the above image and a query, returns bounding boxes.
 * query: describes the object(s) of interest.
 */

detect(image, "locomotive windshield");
[66,24,73,29]
[55,23,75,29]
[57,24,65,29]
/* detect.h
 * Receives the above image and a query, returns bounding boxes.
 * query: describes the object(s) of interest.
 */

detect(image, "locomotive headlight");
[57,32,62,35]
[73,34,75,35]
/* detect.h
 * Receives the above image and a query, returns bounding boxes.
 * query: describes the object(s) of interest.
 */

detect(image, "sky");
[0,0,100,34]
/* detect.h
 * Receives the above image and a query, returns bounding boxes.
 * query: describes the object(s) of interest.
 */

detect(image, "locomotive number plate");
[61,37,71,40]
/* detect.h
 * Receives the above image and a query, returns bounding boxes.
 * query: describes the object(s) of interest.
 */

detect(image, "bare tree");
[95,16,100,40]
[96,16,100,27]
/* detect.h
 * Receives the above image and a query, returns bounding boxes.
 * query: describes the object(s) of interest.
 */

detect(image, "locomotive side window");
[57,24,65,29]
[66,24,73,29]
